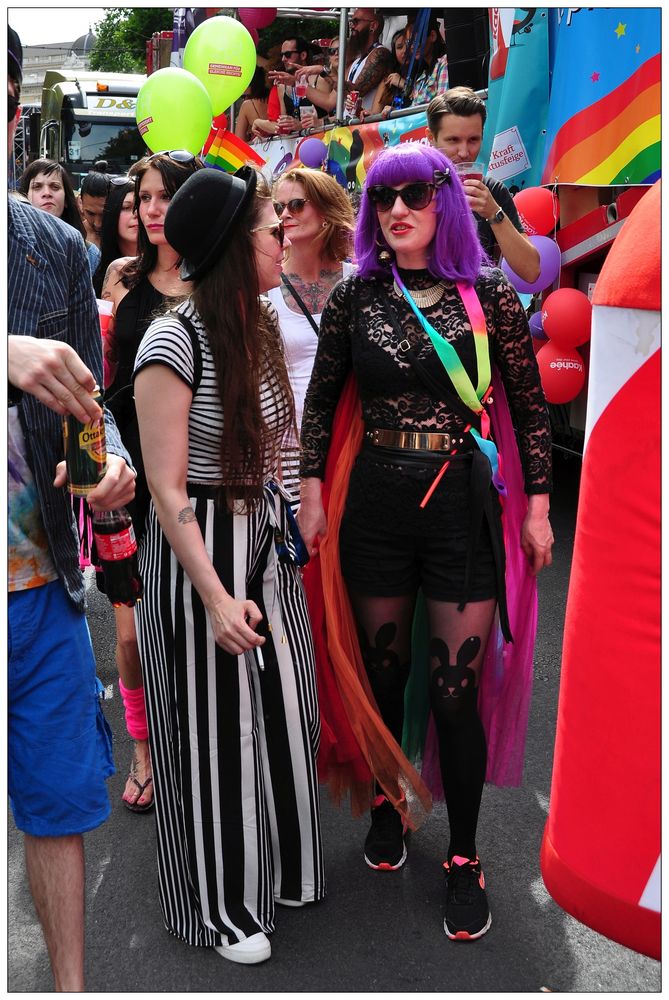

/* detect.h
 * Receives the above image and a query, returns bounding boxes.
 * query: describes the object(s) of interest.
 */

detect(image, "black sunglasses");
[281,49,300,58]
[273,197,310,216]
[8,93,20,123]
[327,46,340,55]
[251,221,286,247]
[367,182,437,212]
[367,171,450,212]
[146,150,195,164]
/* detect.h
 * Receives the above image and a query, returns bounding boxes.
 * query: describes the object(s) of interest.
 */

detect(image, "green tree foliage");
[90,8,173,73]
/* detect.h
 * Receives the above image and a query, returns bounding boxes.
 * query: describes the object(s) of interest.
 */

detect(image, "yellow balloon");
[136,68,212,154]
[183,16,256,116]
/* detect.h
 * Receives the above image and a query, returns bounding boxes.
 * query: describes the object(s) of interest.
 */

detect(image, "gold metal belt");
[365,428,463,452]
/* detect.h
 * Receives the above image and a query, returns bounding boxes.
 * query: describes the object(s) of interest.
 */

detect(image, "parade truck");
[38,70,148,186]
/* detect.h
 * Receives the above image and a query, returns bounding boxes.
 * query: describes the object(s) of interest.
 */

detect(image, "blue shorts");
[8,579,115,837]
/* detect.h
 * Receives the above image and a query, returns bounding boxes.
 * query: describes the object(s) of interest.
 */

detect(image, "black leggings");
[348,589,496,862]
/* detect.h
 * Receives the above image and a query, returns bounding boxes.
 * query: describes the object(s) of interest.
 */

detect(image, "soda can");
[345,90,360,118]
[63,390,107,496]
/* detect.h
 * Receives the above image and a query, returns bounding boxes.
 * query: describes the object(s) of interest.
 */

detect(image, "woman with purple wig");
[298,143,553,941]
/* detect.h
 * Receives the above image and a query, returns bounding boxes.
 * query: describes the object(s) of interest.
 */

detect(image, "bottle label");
[64,398,107,496]
[78,423,106,462]
[94,525,137,561]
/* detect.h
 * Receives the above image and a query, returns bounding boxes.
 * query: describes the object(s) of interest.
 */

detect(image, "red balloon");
[238,7,277,30]
[542,288,592,348]
[536,342,586,404]
[212,112,228,130]
[514,186,560,236]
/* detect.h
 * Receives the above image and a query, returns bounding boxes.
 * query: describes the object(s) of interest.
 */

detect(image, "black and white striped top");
[134,298,292,484]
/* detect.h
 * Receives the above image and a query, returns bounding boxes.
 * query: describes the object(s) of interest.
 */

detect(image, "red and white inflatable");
[540,181,660,960]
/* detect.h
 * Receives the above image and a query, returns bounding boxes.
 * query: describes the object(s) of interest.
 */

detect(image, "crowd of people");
[8,9,555,989]
[243,8,458,138]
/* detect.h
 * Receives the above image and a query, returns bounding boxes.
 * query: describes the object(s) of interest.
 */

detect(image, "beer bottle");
[93,507,144,608]
[63,389,107,495]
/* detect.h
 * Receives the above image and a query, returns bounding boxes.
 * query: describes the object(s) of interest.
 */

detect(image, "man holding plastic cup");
[427,87,540,283]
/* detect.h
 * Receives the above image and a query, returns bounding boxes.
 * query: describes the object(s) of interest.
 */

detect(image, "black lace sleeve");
[483,269,552,493]
[299,275,354,478]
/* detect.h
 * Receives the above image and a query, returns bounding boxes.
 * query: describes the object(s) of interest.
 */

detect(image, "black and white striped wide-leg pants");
[135,484,325,947]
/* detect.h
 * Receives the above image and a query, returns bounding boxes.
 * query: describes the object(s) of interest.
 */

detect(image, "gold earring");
[375,236,392,264]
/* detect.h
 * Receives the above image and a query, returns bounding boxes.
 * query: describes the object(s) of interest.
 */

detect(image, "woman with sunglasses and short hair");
[268,167,354,498]
[98,150,203,815]
[298,142,553,941]
[132,166,324,964]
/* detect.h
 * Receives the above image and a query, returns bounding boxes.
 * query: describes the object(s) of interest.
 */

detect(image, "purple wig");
[355,142,486,284]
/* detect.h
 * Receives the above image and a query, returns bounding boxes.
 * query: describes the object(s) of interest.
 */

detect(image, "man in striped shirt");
[8,27,135,992]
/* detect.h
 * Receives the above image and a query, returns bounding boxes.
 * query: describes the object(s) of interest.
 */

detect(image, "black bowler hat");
[164,166,258,282]
[8,26,23,82]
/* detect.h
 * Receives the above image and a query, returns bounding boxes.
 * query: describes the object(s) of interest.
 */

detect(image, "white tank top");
[347,42,382,111]
[266,285,322,444]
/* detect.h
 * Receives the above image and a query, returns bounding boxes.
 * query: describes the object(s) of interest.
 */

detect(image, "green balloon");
[136,68,213,155]
[183,15,256,116]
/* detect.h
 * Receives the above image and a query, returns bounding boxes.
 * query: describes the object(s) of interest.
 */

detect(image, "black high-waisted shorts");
[339,444,501,603]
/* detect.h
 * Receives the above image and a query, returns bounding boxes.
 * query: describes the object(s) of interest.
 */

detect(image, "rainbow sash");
[391,264,506,501]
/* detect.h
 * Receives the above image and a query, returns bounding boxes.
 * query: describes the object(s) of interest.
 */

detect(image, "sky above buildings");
[9,7,108,46]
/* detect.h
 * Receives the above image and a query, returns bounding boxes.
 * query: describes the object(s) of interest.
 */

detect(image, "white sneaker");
[275,897,307,907]
[214,932,271,965]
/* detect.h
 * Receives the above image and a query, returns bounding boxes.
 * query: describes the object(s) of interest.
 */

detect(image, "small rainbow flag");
[203,127,265,173]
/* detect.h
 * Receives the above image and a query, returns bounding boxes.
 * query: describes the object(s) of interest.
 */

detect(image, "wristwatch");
[485,207,505,225]
[319,68,331,79]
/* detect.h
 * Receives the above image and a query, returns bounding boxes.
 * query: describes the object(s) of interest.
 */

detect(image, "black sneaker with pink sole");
[363,795,407,871]
[443,855,492,940]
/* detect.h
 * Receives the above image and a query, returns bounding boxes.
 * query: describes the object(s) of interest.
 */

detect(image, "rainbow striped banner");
[541,8,660,186]
[203,127,265,173]
[253,109,429,193]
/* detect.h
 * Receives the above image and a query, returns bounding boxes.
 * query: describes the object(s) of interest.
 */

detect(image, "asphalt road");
[7,453,661,993]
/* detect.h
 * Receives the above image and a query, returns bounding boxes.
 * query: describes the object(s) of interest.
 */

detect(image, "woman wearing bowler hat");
[132,166,324,965]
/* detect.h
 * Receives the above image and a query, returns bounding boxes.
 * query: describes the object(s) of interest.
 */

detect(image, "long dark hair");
[121,153,204,289]
[93,179,136,296]
[191,173,295,510]
[18,158,86,238]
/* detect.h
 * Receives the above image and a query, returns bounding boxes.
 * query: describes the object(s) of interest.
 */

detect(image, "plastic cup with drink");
[454,161,486,182]
[97,298,113,338]
[295,79,308,102]
[97,299,114,388]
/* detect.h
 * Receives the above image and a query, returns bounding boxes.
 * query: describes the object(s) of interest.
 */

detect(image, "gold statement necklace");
[393,278,446,308]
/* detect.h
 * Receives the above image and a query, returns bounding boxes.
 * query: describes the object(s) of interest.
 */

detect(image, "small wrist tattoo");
[177,506,196,524]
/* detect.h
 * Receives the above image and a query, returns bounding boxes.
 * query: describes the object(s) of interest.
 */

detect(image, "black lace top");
[300,266,552,493]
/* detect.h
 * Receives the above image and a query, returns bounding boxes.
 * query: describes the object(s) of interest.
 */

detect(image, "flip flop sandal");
[123,773,154,813]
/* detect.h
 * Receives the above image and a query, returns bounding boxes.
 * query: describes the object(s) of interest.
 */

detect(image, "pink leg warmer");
[118,680,149,741]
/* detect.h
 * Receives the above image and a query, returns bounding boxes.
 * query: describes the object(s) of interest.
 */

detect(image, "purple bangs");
[354,142,486,284]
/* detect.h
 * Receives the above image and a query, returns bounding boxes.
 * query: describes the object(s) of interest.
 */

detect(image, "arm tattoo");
[177,506,197,524]
[100,263,116,301]
[350,48,393,96]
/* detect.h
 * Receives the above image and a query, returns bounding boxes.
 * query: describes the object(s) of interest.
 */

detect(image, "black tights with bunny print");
[348,591,497,863]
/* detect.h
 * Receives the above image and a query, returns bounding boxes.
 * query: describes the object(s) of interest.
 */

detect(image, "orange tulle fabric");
[302,374,432,830]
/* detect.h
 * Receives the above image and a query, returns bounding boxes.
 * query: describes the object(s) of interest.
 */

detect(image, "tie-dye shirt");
[8,407,58,591]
